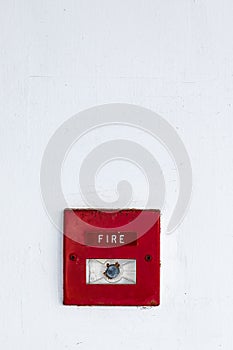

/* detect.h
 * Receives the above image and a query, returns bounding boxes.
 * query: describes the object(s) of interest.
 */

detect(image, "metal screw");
[145,254,152,262]
[69,253,77,261]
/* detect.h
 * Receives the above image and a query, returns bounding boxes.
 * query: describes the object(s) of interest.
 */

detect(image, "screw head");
[69,253,77,261]
[145,254,152,262]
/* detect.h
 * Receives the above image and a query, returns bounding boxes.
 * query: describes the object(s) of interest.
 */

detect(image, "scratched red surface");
[63,209,160,306]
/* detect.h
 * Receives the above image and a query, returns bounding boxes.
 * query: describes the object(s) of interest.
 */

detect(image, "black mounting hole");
[145,254,152,262]
[70,254,77,261]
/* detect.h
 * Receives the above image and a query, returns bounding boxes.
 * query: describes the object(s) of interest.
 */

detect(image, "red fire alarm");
[63,209,160,306]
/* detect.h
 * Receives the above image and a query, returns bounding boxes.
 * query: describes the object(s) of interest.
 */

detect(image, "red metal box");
[63,209,160,306]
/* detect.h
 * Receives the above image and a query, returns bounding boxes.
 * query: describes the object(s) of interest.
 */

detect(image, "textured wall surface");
[1,1,233,349]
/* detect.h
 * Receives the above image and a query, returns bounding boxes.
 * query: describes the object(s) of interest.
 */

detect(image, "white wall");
[1,1,233,349]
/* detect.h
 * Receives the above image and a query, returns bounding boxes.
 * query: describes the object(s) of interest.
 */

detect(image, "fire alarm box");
[63,209,160,306]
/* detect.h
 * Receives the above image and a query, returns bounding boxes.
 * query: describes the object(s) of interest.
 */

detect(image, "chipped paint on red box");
[63,209,160,306]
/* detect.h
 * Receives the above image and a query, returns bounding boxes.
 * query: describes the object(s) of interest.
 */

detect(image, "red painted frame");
[63,209,160,306]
